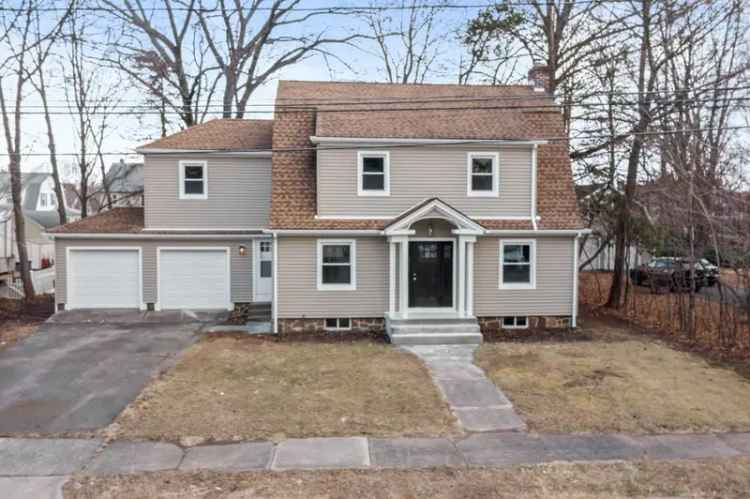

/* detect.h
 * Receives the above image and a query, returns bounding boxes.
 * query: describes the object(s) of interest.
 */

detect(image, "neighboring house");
[103,161,144,208]
[576,183,649,271]
[0,172,80,294]
[49,70,587,343]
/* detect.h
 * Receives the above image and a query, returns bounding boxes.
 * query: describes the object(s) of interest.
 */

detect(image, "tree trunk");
[37,69,67,225]
[8,154,34,299]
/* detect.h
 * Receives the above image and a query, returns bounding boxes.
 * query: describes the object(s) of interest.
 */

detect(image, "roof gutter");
[485,229,592,237]
[45,232,272,240]
[309,136,549,146]
[135,148,273,157]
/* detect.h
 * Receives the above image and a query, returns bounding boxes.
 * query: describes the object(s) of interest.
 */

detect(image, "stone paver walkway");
[402,345,526,432]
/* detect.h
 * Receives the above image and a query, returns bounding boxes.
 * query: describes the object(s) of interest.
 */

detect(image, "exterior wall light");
[238,245,247,257]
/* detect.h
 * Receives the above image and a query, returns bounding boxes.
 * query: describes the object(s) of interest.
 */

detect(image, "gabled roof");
[276,80,562,141]
[106,162,144,193]
[138,119,273,151]
[48,207,144,234]
[384,198,485,235]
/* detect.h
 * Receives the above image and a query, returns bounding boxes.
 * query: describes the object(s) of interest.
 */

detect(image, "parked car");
[630,257,706,292]
[698,258,719,286]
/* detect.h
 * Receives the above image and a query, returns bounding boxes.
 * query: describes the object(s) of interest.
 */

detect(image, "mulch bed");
[482,327,594,343]
[207,329,389,344]
[0,295,55,322]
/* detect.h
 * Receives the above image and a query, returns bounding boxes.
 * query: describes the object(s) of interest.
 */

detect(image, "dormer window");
[179,160,207,200]
[467,152,499,197]
[357,151,390,196]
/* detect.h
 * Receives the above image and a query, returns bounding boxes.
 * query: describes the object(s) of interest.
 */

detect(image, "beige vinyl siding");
[474,236,574,317]
[55,238,257,307]
[277,236,388,318]
[144,154,271,229]
[317,144,533,218]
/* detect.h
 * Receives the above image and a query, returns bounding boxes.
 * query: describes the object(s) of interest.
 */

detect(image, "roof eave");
[310,136,549,146]
[135,147,273,157]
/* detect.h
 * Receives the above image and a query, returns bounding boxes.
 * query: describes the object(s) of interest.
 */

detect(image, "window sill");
[317,284,357,291]
[468,191,499,198]
[357,191,390,197]
[498,284,536,290]
[179,195,208,200]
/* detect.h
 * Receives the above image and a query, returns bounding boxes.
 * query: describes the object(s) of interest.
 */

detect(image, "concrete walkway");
[1,432,750,497]
[402,345,526,432]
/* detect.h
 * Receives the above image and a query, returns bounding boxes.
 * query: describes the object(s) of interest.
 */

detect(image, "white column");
[466,239,475,317]
[457,236,466,316]
[398,238,409,318]
[388,240,396,315]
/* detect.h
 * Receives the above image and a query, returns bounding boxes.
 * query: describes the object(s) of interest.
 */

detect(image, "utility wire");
[4,124,749,157]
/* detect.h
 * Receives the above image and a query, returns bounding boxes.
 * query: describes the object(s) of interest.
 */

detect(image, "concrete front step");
[389,332,483,345]
[390,324,481,334]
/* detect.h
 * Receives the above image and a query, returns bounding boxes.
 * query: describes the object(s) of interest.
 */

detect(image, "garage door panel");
[159,249,229,309]
[68,249,140,309]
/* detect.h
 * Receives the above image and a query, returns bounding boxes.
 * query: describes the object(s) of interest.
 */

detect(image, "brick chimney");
[528,65,551,93]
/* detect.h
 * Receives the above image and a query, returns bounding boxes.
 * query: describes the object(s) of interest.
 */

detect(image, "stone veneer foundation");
[478,316,572,333]
[279,318,385,335]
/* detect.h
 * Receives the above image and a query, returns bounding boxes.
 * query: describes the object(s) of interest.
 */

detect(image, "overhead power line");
[0,1,639,14]
[4,124,749,157]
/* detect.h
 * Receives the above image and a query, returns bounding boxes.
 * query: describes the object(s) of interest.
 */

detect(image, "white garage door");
[68,249,141,309]
[159,249,230,310]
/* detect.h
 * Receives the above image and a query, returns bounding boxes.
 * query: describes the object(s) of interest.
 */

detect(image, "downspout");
[531,144,538,231]
[572,232,581,328]
[272,231,279,334]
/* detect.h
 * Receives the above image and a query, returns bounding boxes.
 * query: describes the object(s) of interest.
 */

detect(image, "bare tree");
[0,0,72,299]
[362,0,448,84]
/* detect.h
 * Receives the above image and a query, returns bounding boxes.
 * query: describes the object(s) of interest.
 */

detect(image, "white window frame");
[357,151,390,196]
[467,152,499,197]
[499,239,536,290]
[324,317,352,331]
[502,316,529,329]
[178,160,208,200]
[39,192,48,208]
[317,239,357,291]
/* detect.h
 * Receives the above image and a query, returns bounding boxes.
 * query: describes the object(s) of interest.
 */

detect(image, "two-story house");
[49,71,586,344]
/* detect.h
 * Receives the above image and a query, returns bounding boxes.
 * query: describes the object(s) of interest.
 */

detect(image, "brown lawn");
[477,318,750,434]
[64,458,750,499]
[0,321,39,351]
[112,335,457,442]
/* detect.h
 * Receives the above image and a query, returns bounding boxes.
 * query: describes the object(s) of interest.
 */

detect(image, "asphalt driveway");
[0,310,222,434]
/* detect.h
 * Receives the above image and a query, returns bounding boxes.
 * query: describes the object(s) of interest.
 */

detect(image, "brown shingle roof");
[277,80,561,141]
[139,119,273,151]
[271,80,583,230]
[48,207,144,233]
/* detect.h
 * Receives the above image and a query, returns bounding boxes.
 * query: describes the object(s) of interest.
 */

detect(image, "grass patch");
[64,458,750,499]
[0,322,39,351]
[112,336,456,442]
[477,332,750,434]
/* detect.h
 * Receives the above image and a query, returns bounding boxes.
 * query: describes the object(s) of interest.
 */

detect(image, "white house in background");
[104,161,144,208]
[0,172,80,295]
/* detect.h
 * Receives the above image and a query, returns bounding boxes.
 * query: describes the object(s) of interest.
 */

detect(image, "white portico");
[384,199,485,329]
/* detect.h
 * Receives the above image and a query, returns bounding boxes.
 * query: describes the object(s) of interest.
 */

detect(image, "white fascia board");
[309,136,549,146]
[136,148,273,157]
[486,229,592,236]
[46,233,270,240]
[271,229,383,236]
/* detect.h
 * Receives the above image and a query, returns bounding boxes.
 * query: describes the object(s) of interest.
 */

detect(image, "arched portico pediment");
[383,198,485,236]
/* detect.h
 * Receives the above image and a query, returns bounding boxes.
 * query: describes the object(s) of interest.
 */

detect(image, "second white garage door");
[158,248,231,310]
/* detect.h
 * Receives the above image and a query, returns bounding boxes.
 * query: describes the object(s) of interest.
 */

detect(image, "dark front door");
[409,241,453,308]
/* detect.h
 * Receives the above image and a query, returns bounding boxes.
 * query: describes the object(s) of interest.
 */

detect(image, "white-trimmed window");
[467,152,499,197]
[179,160,207,199]
[317,239,356,290]
[499,240,536,289]
[357,151,390,196]
[325,318,351,330]
[502,316,528,329]
[39,193,48,208]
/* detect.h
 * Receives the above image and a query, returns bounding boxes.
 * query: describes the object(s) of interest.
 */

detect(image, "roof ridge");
[279,79,534,89]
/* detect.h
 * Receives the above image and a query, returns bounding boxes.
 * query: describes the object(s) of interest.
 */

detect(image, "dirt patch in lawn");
[0,295,53,351]
[64,458,750,499]
[0,321,39,351]
[477,333,750,434]
[112,336,456,442]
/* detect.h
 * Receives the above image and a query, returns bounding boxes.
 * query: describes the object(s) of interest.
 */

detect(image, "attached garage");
[67,248,142,309]
[157,248,231,310]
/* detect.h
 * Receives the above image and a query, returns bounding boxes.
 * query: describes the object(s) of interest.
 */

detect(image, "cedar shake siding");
[276,237,389,318]
[144,154,271,230]
[54,239,254,307]
[474,236,575,317]
[317,144,533,218]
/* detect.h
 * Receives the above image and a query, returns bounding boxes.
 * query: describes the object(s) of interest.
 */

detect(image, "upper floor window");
[357,151,390,196]
[467,152,499,197]
[317,239,356,290]
[179,160,207,200]
[499,240,536,289]
[39,193,48,208]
